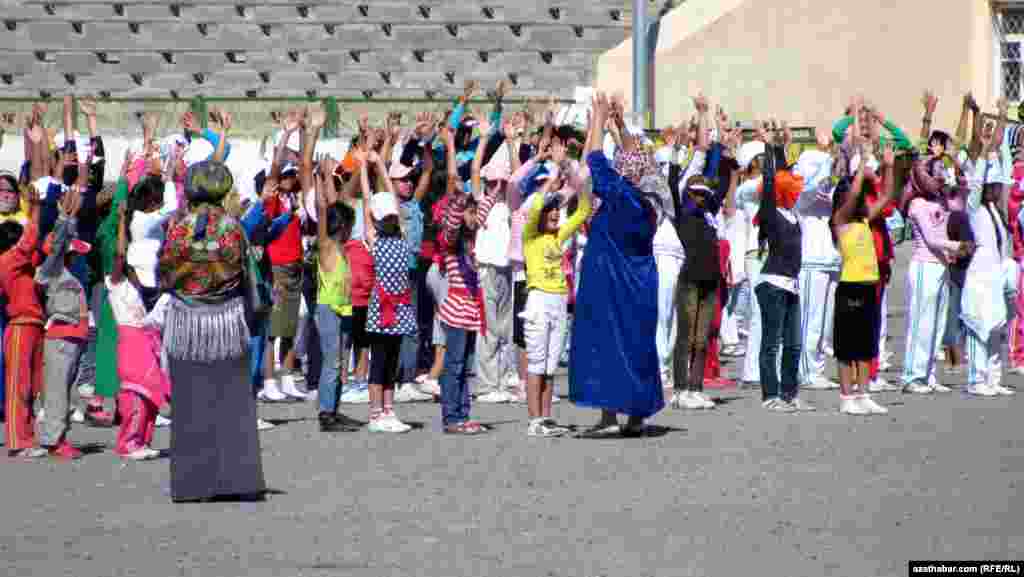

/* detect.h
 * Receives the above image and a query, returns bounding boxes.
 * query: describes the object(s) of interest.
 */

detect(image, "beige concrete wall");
[596,0,1000,137]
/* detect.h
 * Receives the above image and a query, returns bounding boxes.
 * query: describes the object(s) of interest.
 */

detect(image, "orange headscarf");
[753,170,804,225]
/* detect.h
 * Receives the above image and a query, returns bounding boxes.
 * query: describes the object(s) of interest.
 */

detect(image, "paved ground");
[3,246,1024,577]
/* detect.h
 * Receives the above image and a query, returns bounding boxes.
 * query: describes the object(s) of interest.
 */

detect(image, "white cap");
[738,141,766,171]
[182,138,214,167]
[370,191,399,220]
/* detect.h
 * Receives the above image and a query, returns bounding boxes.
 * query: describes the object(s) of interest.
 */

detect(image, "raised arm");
[354,146,375,247]
[302,104,327,194]
[835,141,867,228]
[920,90,938,144]
[470,116,492,196]
[556,175,592,245]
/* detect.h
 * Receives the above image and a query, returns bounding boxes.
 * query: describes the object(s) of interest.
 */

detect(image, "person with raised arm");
[570,92,663,437]
[831,132,902,414]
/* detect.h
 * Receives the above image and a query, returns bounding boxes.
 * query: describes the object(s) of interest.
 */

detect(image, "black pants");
[302,260,322,388]
[369,334,403,387]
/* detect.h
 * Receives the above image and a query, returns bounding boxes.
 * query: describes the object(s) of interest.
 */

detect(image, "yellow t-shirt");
[838,220,879,283]
[523,191,592,294]
[318,249,352,317]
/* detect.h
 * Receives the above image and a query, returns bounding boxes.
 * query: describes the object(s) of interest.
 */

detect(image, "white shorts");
[521,290,568,376]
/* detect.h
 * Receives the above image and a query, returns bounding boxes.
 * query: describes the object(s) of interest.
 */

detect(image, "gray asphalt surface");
[3,245,1023,577]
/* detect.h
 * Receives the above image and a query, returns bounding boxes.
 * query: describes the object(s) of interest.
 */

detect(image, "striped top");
[438,192,482,332]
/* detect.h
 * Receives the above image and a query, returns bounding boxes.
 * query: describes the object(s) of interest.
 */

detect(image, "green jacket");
[832,116,913,151]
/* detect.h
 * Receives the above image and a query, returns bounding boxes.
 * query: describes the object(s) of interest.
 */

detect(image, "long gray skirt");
[170,355,265,501]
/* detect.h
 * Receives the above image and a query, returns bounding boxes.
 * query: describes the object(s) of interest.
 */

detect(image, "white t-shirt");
[475,202,511,268]
[105,277,169,329]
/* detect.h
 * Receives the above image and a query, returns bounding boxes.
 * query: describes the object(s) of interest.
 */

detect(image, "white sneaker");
[476,390,513,404]
[418,378,441,397]
[693,391,716,409]
[527,418,567,437]
[787,397,816,412]
[280,373,312,400]
[904,383,933,395]
[675,391,711,410]
[868,377,900,392]
[70,408,85,423]
[762,398,795,413]
[257,418,276,431]
[155,415,172,427]
[368,414,411,433]
[840,395,870,415]
[394,383,433,403]
[858,394,889,415]
[967,384,999,397]
[992,384,1016,396]
[340,385,370,404]
[258,378,289,402]
[930,382,953,393]
[124,447,160,461]
[36,407,44,420]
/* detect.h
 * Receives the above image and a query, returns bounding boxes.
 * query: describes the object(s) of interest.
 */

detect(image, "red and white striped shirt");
[438,192,483,332]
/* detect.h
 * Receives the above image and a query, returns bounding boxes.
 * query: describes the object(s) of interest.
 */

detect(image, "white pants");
[901,260,949,387]
[655,254,684,371]
[720,281,745,348]
[798,268,837,385]
[966,328,1003,387]
[742,255,764,383]
[522,290,568,376]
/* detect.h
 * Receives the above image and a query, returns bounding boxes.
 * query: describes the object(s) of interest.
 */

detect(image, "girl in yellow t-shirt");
[831,139,901,416]
[520,143,592,437]
[314,159,361,433]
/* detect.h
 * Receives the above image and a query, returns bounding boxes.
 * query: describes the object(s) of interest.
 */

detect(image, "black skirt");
[170,356,266,502]
[833,281,880,362]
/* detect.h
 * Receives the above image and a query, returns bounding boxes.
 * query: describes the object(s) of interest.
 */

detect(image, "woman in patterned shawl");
[158,147,266,502]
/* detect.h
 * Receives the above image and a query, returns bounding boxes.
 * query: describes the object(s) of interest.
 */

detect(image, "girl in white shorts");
[520,152,592,437]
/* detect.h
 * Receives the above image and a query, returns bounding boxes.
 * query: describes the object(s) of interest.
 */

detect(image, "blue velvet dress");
[569,151,664,418]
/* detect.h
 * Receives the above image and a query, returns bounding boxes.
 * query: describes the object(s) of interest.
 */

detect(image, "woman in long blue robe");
[570,149,664,434]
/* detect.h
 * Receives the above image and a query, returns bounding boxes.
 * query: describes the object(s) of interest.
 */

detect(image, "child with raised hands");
[521,138,592,436]
[355,143,417,433]
[105,187,172,460]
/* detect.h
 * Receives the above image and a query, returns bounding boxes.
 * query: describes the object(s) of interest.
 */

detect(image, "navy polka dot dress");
[367,236,416,336]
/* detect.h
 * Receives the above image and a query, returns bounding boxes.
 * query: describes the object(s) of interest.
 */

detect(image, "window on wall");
[999,9,1024,103]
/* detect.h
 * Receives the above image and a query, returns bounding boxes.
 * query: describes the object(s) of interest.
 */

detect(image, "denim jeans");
[316,305,353,414]
[248,314,269,397]
[756,282,801,402]
[440,323,476,426]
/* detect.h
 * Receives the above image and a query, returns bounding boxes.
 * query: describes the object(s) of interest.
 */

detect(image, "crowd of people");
[0,79,1020,502]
